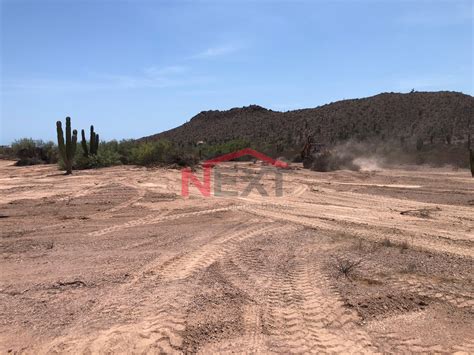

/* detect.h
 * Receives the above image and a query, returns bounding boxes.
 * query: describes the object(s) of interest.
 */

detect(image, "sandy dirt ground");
[0,159,473,353]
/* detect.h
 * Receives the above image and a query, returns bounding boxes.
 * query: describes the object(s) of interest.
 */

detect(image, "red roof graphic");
[203,148,288,168]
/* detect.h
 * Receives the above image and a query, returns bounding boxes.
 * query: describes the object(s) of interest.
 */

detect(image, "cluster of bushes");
[69,141,122,170]
[2,138,197,169]
[200,139,251,160]
[62,138,206,170]
[116,140,198,167]
[3,136,260,171]
[8,138,58,166]
[62,139,197,169]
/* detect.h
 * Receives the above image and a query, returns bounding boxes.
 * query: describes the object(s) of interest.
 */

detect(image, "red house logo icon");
[181,148,288,197]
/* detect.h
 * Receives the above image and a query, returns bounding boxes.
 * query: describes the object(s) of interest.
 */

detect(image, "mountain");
[143,91,473,148]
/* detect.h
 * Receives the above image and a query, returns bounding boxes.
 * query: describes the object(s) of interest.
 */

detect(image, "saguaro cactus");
[81,129,88,157]
[80,125,100,157]
[56,117,77,175]
[93,133,99,155]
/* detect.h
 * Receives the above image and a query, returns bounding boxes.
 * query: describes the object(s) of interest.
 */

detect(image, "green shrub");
[71,141,122,169]
[116,139,139,164]
[42,141,58,163]
[201,139,251,160]
[11,138,58,165]
[87,149,121,168]
[129,140,173,166]
[168,150,199,167]
[0,146,14,159]
[11,138,37,157]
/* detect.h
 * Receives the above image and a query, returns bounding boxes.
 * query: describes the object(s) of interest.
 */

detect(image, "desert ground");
[0,159,473,353]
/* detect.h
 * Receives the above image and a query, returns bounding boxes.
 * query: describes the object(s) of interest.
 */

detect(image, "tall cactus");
[94,133,99,155]
[56,117,77,175]
[90,125,96,155]
[80,125,100,157]
[81,129,88,157]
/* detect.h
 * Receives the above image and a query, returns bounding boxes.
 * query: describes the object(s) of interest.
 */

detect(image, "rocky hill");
[143,91,473,148]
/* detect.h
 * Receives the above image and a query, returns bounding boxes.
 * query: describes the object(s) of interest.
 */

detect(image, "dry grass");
[335,258,364,279]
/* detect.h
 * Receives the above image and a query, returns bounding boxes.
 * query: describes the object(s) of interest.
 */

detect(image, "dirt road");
[1,160,473,353]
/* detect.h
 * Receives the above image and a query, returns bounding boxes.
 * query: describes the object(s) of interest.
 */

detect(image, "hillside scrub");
[147,92,473,154]
[200,139,252,160]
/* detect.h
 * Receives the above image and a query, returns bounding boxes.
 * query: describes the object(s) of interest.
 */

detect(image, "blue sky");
[1,0,472,145]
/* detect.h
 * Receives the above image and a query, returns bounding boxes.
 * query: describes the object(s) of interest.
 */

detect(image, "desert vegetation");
[148,92,472,157]
[144,91,473,172]
[2,92,472,176]
[80,125,100,158]
[4,131,471,176]
[56,117,78,175]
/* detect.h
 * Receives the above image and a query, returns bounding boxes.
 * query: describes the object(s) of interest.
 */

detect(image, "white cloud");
[192,43,244,59]
[2,65,210,92]
[144,65,188,77]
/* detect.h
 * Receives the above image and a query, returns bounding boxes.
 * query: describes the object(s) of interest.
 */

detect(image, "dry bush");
[335,258,363,279]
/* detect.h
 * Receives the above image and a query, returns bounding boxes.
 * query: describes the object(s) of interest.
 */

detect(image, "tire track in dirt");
[244,187,473,242]
[260,262,374,353]
[201,233,375,353]
[5,163,472,353]
[158,223,287,281]
[186,225,299,353]
[196,304,269,354]
[45,218,283,353]
[369,324,474,353]
[81,223,292,353]
[110,224,294,354]
[22,182,143,235]
[243,204,474,257]
[87,205,245,237]
[44,294,188,354]
[55,181,111,202]
[90,182,147,219]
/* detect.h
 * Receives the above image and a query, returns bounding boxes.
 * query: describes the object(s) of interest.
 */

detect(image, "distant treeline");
[0,137,258,169]
[0,136,471,170]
